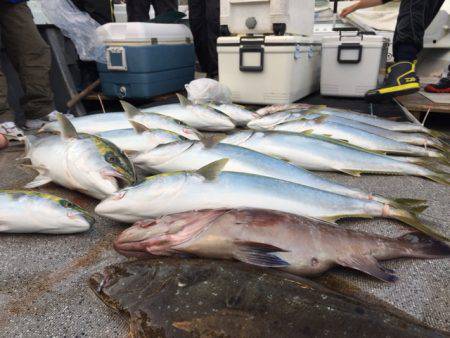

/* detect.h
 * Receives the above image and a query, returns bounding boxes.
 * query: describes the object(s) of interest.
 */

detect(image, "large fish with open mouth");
[0,190,94,234]
[96,159,446,240]
[24,113,136,199]
[248,109,447,151]
[40,102,201,140]
[130,138,426,210]
[114,209,450,282]
[221,131,450,185]
[96,122,183,155]
[89,259,447,338]
[142,94,236,131]
[270,117,447,160]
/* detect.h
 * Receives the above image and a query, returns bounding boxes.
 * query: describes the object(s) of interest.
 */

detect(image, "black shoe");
[365,61,421,103]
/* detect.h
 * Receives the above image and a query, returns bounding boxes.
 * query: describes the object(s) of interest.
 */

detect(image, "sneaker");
[24,118,47,130]
[365,61,421,103]
[0,121,25,141]
[424,77,450,93]
[46,110,74,122]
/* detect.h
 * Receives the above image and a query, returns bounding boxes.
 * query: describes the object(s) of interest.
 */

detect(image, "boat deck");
[0,99,449,336]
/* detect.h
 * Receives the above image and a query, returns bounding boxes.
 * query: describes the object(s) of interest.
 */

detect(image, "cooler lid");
[217,35,320,46]
[322,34,388,46]
[97,23,193,45]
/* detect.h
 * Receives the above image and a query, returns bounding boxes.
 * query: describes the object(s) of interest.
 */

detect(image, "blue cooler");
[96,23,195,99]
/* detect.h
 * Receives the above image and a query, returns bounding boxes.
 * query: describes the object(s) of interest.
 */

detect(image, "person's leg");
[0,68,11,118]
[204,0,220,77]
[152,0,178,17]
[0,3,54,121]
[393,0,445,62]
[188,0,208,73]
[127,0,151,22]
[366,0,445,102]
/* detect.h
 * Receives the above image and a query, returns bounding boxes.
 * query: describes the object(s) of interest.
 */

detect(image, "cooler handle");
[239,45,264,72]
[337,43,362,64]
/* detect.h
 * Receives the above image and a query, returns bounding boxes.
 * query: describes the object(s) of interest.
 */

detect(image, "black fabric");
[126,0,178,22]
[393,0,444,61]
[72,0,114,25]
[188,0,219,76]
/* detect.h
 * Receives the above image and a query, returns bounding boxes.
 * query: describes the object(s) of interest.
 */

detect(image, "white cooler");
[320,32,389,97]
[218,35,321,104]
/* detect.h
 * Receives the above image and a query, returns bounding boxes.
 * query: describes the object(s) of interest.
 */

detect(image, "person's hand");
[0,134,8,150]
[340,2,361,18]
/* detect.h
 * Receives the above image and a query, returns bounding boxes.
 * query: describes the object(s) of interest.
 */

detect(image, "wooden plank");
[396,92,450,113]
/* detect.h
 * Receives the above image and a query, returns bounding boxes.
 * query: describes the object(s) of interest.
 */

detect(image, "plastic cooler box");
[96,23,195,99]
[320,31,389,97]
[220,0,314,36]
[218,35,321,104]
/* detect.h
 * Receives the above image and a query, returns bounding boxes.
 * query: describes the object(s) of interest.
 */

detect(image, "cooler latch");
[106,47,128,71]
[239,37,265,72]
[337,43,363,64]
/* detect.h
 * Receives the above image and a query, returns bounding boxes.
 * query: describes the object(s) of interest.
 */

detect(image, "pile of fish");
[2,99,449,278]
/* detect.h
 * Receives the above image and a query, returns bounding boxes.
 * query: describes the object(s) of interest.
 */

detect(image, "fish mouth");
[101,169,131,189]
[114,222,157,257]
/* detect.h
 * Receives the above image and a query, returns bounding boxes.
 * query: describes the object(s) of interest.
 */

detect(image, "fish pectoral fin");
[336,255,398,283]
[338,169,363,177]
[196,158,229,181]
[24,175,53,189]
[233,241,290,268]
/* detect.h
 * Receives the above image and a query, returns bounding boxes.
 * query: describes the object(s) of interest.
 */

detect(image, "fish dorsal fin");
[121,100,143,119]
[129,121,150,134]
[176,93,190,107]
[56,113,78,140]
[196,158,229,181]
[199,134,227,149]
[337,255,398,282]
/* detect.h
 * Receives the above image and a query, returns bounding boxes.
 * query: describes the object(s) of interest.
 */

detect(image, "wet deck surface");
[0,126,449,336]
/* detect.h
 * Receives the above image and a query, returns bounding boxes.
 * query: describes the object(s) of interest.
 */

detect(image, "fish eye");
[105,153,119,165]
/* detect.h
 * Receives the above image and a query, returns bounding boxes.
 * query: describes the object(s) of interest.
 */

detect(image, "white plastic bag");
[41,0,105,63]
[185,78,232,104]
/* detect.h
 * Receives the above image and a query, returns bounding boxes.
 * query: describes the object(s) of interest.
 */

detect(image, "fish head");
[114,210,227,257]
[132,141,193,168]
[90,135,137,186]
[95,172,189,222]
[56,197,96,231]
[144,129,184,149]
[66,135,136,199]
[191,105,235,129]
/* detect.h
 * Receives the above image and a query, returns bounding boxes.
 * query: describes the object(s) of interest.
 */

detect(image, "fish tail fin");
[425,171,450,186]
[388,207,448,241]
[374,196,428,214]
[428,129,446,138]
[396,232,450,259]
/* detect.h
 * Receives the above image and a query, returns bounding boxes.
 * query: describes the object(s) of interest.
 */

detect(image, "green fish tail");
[388,208,448,241]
